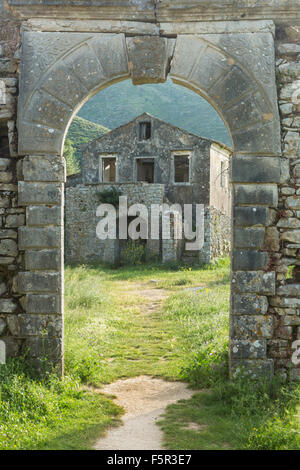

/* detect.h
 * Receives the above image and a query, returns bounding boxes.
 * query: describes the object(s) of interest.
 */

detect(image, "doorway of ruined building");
[16,29,280,378]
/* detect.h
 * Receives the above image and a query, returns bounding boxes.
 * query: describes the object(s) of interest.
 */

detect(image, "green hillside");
[64,116,110,175]
[77,78,232,147]
[67,116,109,158]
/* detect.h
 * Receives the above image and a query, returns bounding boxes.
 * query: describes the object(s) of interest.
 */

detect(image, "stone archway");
[16,24,282,376]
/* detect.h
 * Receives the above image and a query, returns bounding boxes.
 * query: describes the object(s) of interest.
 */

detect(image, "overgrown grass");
[0,359,121,450]
[1,258,299,449]
[64,259,230,385]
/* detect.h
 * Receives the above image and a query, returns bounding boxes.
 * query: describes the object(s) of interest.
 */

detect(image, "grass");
[64,259,230,385]
[0,360,122,450]
[0,257,299,450]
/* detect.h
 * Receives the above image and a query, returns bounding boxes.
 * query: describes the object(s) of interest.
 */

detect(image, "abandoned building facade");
[65,114,231,265]
[0,0,300,381]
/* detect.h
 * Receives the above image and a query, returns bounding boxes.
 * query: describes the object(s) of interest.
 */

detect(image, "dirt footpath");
[94,376,195,450]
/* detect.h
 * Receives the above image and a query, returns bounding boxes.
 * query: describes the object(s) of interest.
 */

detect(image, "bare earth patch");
[183,422,208,432]
[94,376,195,450]
[130,283,170,314]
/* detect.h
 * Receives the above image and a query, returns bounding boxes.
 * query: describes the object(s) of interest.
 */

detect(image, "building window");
[102,157,116,182]
[221,161,226,188]
[174,155,190,183]
[139,122,151,140]
[136,158,154,183]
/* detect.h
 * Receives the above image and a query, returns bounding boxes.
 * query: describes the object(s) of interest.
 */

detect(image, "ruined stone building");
[65,113,232,265]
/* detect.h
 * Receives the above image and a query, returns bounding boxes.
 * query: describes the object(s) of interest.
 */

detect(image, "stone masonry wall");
[65,183,165,264]
[0,7,24,363]
[210,207,231,260]
[269,27,300,381]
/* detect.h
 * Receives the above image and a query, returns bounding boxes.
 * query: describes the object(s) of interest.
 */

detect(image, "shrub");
[181,343,229,387]
[97,187,122,208]
[120,240,145,265]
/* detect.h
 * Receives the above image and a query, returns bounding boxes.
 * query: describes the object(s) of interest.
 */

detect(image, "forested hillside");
[77,79,232,147]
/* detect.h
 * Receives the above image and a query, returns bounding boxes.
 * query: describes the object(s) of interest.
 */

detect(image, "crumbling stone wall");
[210,207,231,260]
[0,6,24,362]
[65,182,165,264]
[268,27,300,381]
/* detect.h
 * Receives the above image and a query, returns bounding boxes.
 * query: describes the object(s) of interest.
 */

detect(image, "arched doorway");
[16,28,281,377]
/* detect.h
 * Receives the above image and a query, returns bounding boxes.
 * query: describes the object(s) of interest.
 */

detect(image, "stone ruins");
[65,113,231,265]
[0,1,299,380]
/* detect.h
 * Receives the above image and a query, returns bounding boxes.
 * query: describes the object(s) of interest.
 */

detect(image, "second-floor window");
[174,155,190,183]
[139,122,151,140]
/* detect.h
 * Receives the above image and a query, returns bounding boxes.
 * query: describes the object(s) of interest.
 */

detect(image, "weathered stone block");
[26,294,61,314]
[232,294,268,315]
[18,272,61,293]
[26,205,62,226]
[264,227,280,252]
[18,182,62,206]
[233,271,276,295]
[0,239,18,257]
[277,218,300,229]
[22,156,66,182]
[0,171,13,183]
[283,315,300,326]
[277,43,300,57]
[0,299,17,313]
[0,194,10,208]
[127,36,173,85]
[19,227,61,250]
[234,207,275,227]
[233,228,265,249]
[5,213,25,228]
[280,230,300,244]
[232,315,273,339]
[285,196,300,210]
[234,184,278,207]
[277,284,300,296]
[0,230,17,239]
[231,359,274,379]
[25,249,61,271]
[231,339,267,359]
[270,296,300,308]
[268,340,289,359]
[26,90,71,132]
[23,337,62,361]
[231,157,281,183]
[7,314,62,337]
[233,250,269,271]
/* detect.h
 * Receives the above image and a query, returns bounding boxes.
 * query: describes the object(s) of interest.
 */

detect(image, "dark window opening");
[174,155,190,183]
[137,158,154,183]
[103,157,116,182]
[0,122,10,157]
[139,122,151,140]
